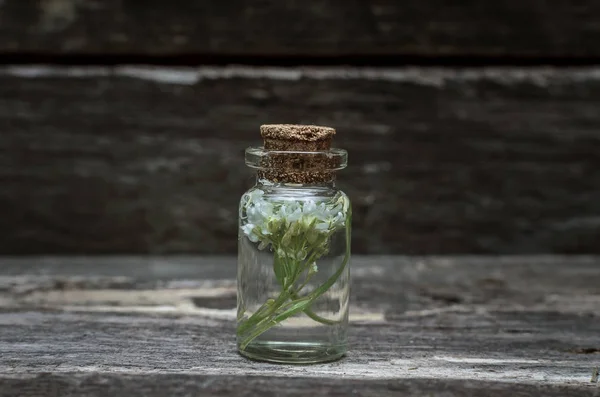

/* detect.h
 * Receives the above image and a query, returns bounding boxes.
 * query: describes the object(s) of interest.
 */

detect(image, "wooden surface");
[1,66,600,255]
[1,1,599,57]
[0,256,599,396]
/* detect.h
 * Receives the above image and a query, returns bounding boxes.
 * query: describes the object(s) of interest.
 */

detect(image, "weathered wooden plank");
[1,66,600,255]
[1,0,600,57]
[0,256,599,396]
[0,374,596,397]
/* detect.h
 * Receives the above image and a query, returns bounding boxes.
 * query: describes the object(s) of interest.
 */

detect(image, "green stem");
[290,291,339,326]
[239,250,350,350]
[238,213,352,350]
[238,251,298,335]
[289,266,340,325]
[278,249,338,326]
[238,223,351,350]
[237,285,291,335]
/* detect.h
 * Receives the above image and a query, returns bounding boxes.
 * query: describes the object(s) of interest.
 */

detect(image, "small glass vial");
[237,124,351,364]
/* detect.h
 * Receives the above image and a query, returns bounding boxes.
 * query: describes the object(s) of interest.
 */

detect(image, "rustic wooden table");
[0,256,598,396]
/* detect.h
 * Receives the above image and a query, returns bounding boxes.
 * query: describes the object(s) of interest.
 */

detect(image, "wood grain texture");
[1,0,600,57]
[1,66,600,255]
[0,256,599,396]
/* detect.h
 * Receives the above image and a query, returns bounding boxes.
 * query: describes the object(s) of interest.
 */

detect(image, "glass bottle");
[237,124,351,364]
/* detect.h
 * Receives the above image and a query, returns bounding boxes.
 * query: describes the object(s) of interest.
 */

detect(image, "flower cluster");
[240,189,349,257]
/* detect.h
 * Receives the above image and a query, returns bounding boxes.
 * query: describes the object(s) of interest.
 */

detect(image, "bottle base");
[238,341,346,364]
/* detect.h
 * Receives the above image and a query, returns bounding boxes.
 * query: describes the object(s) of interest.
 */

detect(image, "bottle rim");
[245,147,348,171]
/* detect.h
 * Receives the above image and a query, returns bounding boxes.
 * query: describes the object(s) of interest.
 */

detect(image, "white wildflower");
[241,223,259,242]
[315,222,330,232]
[286,207,302,223]
[331,211,345,228]
[248,189,265,201]
[240,189,349,257]
[302,200,317,214]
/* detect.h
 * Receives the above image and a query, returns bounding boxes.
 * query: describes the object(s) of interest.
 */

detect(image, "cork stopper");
[256,124,340,184]
[261,124,335,151]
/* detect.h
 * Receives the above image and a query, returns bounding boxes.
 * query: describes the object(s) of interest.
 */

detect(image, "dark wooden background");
[1,0,599,255]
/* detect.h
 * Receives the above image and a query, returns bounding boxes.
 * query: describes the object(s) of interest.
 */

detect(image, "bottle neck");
[245,147,347,186]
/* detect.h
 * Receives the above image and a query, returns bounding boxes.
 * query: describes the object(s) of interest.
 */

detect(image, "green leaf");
[272,297,312,323]
[273,252,285,287]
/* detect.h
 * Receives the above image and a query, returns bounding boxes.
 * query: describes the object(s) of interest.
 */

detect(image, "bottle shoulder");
[240,184,348,204]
